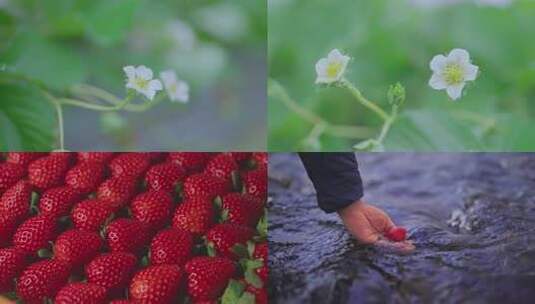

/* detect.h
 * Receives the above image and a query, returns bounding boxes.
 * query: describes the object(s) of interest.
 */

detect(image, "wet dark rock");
[268,153,535,304]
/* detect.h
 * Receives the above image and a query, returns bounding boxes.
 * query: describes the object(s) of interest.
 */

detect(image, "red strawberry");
[39,186,82,218]
[185,256,235,301]
[0,180,32,223]
[65,162,105,194]
[241,168,267,201]
[252,152,268,169]
[6,152,47,167]
[55,282,107,304]
[130,191,173,230]
[54,229,103,268]
[16,259,71,304]
[13,215,56,253]
[228,152,252,163]
[71,199,114,232]
[0,162,25,194]
[106,219,150,254]
[28,153,72,191]
[252,242,268,283]
[86,252,138,293]
[77,152,115,164]
[221,193,264,227]
[145,162,185,193]
[0,214,17,247]
[245,285,267,304]
[172,198,215,235]
[206,224,255,260]
[110,300,131,304]
[97,176,138,210]
[183,173,230,201]
[149,228,193,267]
[129,265,183,304]
[109,153,150,178]
[205,153,238,183]
[0,247,28,292]
[385,226,407,242]
[168,152,212,173]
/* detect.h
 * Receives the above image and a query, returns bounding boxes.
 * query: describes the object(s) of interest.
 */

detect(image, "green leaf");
[0,78,56,151]
[384,109,484,151]
[221,279,245,304]
[4,32,87,90]
[83,0,138,46]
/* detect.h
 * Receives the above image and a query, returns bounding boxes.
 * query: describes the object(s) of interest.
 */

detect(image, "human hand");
[337,200,415,254]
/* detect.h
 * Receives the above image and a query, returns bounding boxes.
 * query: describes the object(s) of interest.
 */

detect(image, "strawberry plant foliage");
[0,79,56,151]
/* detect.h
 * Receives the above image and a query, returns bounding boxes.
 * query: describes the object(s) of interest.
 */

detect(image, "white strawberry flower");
[428,48,479,100]
[123,65,163,100]
[160,70,189,103]
[315,49,350,84]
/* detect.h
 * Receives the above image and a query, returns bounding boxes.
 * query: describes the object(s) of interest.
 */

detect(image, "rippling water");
[268,153,535,304]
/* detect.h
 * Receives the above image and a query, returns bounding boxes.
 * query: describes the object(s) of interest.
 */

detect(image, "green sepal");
[231,243,249,259]
[231,171,242,192]
[221,279,245,304]
[29,191,40,215]
[237,292,256,304]
[206,241,217,257]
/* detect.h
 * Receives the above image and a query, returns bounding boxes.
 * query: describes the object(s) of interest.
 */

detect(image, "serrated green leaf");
[0,78,56,151]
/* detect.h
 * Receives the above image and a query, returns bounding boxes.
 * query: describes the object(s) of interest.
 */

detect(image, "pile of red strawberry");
[0,152,268,304]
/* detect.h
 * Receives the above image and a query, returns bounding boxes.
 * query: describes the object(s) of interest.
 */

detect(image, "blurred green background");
[0,0,266,151]
[268,0,535,151]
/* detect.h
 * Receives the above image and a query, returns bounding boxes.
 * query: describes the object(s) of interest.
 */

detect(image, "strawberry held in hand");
[385,226,407,242]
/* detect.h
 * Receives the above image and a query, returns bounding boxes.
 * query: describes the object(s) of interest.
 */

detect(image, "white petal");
[315,76,333,84]
[446,82,465,100]
[175,82,190,103]
[123,66,136,79]
[448,48,470,64]
[315,58,329,77]
[464,63,479,81]
[148,79,163,91]
[328,49,344,60]
[328,49,350,66]
[160,70,176,84]
[125,82,137,90]
[140,88,156,100]
[429,54,447,72]
[136,65,153,80]
[429,73,448,90]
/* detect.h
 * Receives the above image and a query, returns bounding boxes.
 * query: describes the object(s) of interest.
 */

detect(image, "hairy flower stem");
[269,79,372,139]
[58,94,133,111]
[341,79,390,122]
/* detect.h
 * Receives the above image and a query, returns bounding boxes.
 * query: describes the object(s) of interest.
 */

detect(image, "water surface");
[268,153,535,304]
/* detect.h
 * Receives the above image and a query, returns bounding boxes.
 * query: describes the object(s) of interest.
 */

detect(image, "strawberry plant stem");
[269,79,372,139]
[341,79,390,122]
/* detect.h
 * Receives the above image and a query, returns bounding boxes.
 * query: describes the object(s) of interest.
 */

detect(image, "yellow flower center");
[326,62,343,78]
[442,63,464,85]
[134,77,149,89]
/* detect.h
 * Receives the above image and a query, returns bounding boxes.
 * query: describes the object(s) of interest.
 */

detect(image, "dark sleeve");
[298,153,363,213]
